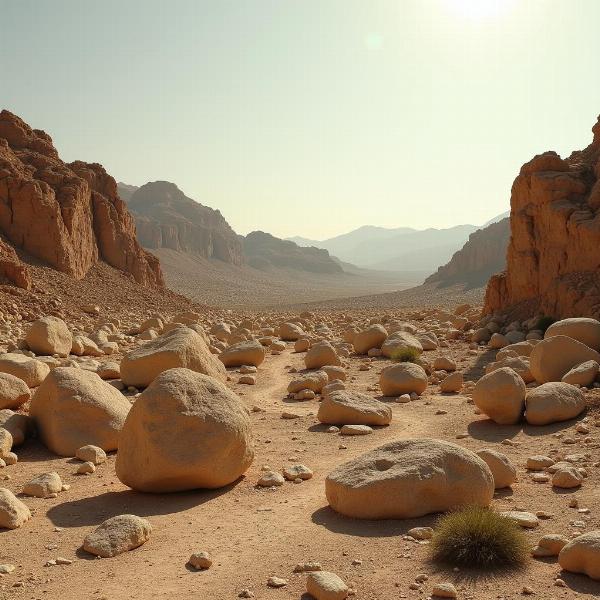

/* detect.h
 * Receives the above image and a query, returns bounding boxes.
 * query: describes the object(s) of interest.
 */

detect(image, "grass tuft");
[429,506,528,569]
[389,347,421,363]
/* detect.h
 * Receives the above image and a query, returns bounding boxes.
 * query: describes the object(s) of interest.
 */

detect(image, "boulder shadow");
[467,419,522,442]
[46,481,240,528]
[558,571,600,594]
[311,505,437,538]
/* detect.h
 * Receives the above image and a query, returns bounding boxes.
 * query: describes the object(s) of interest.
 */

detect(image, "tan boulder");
[306,571,349,600]
[23,472,62,498]
[0,410,30,445]
[116,368,254,492]
[0,353,50,387]
[219,340,266,368]
[322,365,346,382]
[317,391,392,426]
[353,325,387,355]
[486,355,534,383]
[304,341,341,369]
[0,428,12,458]
[0,488,31,529]
[279,322,305,341]
[0,372,30,409]
[288,371,329,394]
[121,326,226,387]
[472,367,525,425]
[381,331,423,358]
[476,448,517,489]
[546,318,600,351]
[530,335,600,383]
[379,363,428,396]
[440,371,463,393]
[25,316,72,357]
[30,367,131,456]
[525,382,585,426]
[83,515,152,558]
[558,531,600,579]
[325,438,493,519]
[561,360,599,387]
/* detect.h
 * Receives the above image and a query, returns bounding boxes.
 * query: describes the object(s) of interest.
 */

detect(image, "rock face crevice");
[126,181,243,265]
[0,110,163,286]
[484,115,600,318]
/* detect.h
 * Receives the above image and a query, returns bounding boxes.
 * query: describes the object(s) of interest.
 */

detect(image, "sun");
[442,0,516,20]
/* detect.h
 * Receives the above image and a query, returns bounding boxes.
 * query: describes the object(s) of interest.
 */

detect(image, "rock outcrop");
[126,181,242,265]
[0,111,162,286]
[0,237,30,289]
[485,115,600,318]
[426,218,509,289]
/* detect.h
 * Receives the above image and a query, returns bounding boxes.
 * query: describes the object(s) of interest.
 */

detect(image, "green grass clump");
[429,506,528,568]
[535,315,556,333]
[390,347,421,363]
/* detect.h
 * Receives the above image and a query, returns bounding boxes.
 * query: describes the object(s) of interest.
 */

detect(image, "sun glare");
[442,0,516,20]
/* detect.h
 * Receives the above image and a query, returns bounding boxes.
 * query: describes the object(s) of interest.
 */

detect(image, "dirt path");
[2,347,600,599]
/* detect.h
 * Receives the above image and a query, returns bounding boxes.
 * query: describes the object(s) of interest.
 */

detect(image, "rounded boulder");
[472,367,525,425]
[218,340,266,368]
[525,382,586,426]
[317,390,392,426]
[25,316,72,357]
[379,363,428,397]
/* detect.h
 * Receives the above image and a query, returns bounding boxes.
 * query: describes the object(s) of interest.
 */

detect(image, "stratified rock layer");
[485,115,600,318]
[0,110,162,286]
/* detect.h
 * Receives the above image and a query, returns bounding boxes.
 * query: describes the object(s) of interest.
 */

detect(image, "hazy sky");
[2,1,600,239]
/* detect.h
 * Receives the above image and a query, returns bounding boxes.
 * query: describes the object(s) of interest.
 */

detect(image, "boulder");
[379,363,428,397]
[0,410,30,446]
[279,322,305,341]
[525,382,585,426]
[317,391,392,426]
[381,331,423,358]
[433,357,456,371]
[304,341,341,370]
[476,448,517,489]
[0,428,12,457]
[472,367,525,425]
[25,316,72,357]
[546,318,600,351]
[30,367,130,456]
[0,373,30,409]
[353,325,387,355]
[529,335,600,383]
[440,372,463,393]
[0,353,50,387]
[561,360,599,387]
[486,356,534,383]
[0,488,31,529]
[219,340,266,368]
[121,326,226,387]
[325,438,494,519]
[558,531,600,580]
[23,472,62,498]
[116,368,254,492]
[306,571,349,600]
[76,445,107,465]
[288,371,329,394]
[83,515,152,558]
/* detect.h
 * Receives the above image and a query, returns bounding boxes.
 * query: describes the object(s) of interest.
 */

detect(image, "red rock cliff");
[484,115,600,318]
[0,110,163,286]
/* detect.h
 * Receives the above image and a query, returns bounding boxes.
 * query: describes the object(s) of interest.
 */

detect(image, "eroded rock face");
[0,237,30,289]
[127,181,243,265]
[484,116,600,318]
[0,110,163,286]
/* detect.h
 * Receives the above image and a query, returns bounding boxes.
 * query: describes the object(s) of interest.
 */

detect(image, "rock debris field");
[0,307,600,599]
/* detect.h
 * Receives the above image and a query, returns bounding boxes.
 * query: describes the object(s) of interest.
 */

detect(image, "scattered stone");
[188,551,212,570]
[83,514,152,558]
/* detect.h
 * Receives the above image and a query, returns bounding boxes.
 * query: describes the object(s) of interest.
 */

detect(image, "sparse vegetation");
[535,315,556,333]
[389,347,421,363]
[430,506,528,568]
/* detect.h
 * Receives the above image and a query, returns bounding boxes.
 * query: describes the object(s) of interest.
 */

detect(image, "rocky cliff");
[0,110,163,286]
[127,181,243,265]
[426,218,509,289]
[484,115,600,318]
[244,231,343,274]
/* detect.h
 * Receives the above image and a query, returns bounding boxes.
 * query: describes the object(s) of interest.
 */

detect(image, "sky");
[2,0,600,240]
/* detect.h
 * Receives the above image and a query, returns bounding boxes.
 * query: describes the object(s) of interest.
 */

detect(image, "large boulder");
[381,331,423,358]
[30,367,130,456]
[379,363,428,396]
[305,341,341,370]
[525,382,586,426]
[472,367,525,425]
[116,368,254,492]
[218,340,266,368]
[0,488,31,529]
[83,515,152,558]
[0,372,30,409]
[529,335,600,383]
[25,316,72,357]
[353,325,387,355]
[0,353,50,387]
[561,360,599,387]
[121,326,226,388]
[325,438,494,519]
[545,318,600,351]
[558,531,600,580]
[317,391,392,426]
[279,322,304,341]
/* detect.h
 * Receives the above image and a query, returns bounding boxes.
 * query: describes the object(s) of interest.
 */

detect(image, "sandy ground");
[2,339,600,600]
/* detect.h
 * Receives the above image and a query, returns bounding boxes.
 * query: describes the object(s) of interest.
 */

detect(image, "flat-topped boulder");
[317,390,392,426]
[218,340,266,368]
